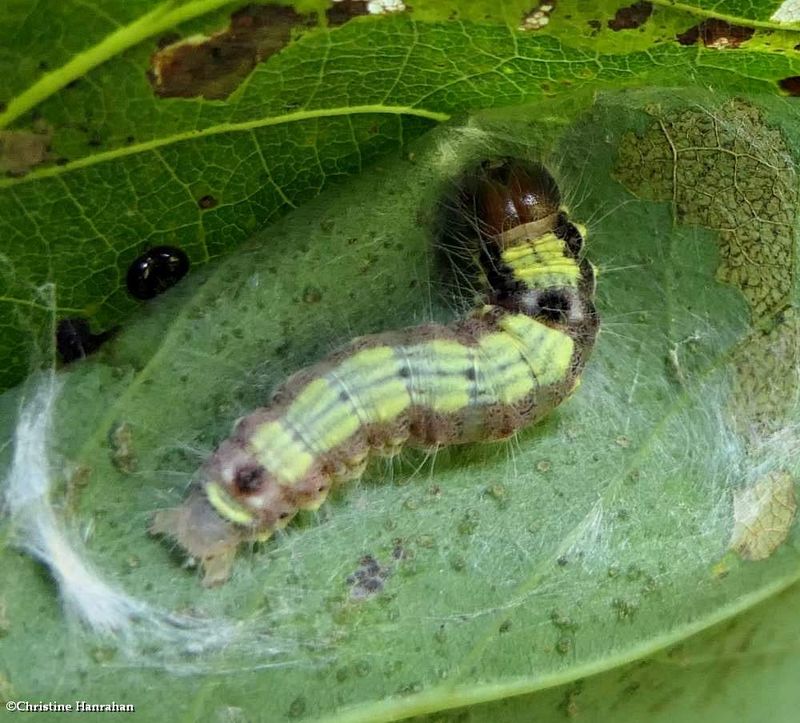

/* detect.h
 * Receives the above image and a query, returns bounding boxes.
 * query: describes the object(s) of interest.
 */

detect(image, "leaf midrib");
[1,0,795,138]
[650,0,799,31]
[0,105,450,190]
[315,573,800,723]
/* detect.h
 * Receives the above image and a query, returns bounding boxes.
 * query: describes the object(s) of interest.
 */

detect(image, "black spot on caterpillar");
[151,158,599,586]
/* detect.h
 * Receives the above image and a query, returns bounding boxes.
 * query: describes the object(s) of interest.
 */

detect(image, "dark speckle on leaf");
[109,421,137,474]
[198,194,218,210]
[608,2,652,32]
[361,577,382,592]
[778,76,800,95]
[676,19,754,48]
[347,553,392,599]
[126,246,190,300]
[56,318,115,363]
[288,696,306,719]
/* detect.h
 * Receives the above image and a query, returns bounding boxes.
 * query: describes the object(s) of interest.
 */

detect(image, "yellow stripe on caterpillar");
[356,377,411,421]
[498,313,573,387]
[249,421,315,485]
[501,233,563,258]
[206,482,255,526]
[502,251,581,287]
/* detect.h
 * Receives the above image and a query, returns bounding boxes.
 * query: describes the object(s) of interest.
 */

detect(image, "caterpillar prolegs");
[151,159,599,585]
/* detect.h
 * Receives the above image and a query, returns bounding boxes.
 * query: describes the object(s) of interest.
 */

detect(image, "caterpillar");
[151,158,599,586]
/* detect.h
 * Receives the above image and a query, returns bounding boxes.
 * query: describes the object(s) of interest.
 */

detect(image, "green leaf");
[413,580,800,723]
[660,0,784,23]
[4,0,800,390]
[2,84,799,721]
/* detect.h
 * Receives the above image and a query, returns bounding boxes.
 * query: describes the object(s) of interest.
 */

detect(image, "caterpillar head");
[459,157,561,240]
[452,162,599,344]
[150,485,244,587]
[438,157,562,288]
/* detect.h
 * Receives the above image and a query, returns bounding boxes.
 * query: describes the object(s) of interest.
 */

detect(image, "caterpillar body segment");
[152,159,599,586]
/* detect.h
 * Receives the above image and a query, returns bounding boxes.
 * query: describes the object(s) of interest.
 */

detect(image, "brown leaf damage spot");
[730,471,796,561]
[614,99,796,325]
[676,19,754,48]
[0,596,9,637]
[608,2,652,32]
[148,5,313,100]
[327,0,370,26]
[197,194,218,210]
[109,421,137,474]
[0,129,52,176]
[778,76,800,95]
[732,310,800,441]
[328,0,408,24]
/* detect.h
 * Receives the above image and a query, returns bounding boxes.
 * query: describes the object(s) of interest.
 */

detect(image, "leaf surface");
[3,0,800,390]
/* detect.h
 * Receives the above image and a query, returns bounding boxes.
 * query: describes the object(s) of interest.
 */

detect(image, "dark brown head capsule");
[126,245,190,300]
[459,158,561,239]
[438,158,565,300]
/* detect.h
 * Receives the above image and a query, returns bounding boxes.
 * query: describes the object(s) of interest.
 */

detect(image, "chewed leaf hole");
[147,5,314,100]
[608,2,653,32]
[676,19,754,49]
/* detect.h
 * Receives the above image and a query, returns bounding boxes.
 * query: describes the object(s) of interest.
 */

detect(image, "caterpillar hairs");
[151,158,600,586]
